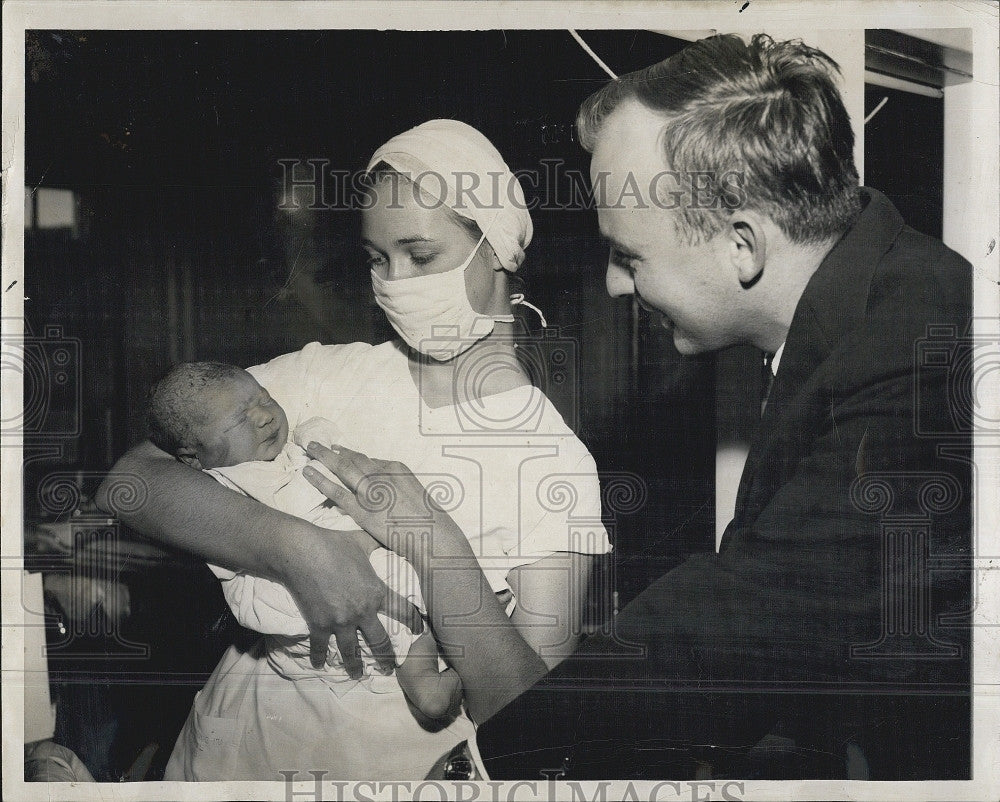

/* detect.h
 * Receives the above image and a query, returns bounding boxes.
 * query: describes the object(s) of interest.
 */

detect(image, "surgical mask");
[371,230,501,362]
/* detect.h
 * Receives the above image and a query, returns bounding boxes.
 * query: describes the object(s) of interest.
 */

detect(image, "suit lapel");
[731,189,905,526]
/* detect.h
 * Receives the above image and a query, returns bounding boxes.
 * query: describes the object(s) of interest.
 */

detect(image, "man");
[452,33,972,780]
[305,32,971,779]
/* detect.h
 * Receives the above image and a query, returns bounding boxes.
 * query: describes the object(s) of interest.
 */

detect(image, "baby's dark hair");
[147,361,245,455]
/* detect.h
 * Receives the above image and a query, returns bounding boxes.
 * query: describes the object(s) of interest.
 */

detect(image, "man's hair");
[147,361,245,455]
[576,33,861,245]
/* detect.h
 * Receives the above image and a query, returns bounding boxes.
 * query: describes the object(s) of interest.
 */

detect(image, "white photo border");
[3,2,998,800]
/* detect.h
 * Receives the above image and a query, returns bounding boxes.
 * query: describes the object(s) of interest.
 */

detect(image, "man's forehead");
[586,100,668,240]
[589,98,665,179]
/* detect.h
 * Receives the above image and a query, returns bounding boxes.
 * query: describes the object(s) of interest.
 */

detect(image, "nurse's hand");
[301,442,467,569]
[282,525,423,676]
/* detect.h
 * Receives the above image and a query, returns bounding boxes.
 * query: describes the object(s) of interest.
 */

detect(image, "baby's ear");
[176,447,203,470]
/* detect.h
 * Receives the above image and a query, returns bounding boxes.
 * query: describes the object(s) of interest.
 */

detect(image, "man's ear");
[726,212,767,289]
[176,447,202,470]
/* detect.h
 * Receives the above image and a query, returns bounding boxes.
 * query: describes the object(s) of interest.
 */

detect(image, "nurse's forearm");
[94,439,312,578]
[408,530,549,724]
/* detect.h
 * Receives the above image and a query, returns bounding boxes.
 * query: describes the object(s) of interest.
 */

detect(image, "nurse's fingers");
[330,626,364,679]
[383,588,424,637]
[308,627,331,671]
[358,616,397,675]
[305,442,376,493]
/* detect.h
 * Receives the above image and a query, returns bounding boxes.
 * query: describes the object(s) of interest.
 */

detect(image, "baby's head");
[148,362,289,470]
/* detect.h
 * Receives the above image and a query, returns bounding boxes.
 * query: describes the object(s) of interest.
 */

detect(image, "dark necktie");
[761,352,775,416]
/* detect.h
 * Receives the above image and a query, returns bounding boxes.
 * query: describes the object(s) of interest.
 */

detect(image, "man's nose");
[606,262,635,298]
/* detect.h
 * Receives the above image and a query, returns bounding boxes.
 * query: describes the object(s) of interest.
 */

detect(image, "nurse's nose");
[385,258,408,281]
[606,262,635,298]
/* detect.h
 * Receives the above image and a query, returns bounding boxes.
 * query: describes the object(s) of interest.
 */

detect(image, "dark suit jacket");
[476,188,973,780]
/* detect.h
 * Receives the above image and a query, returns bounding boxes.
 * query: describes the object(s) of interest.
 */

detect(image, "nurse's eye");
[364,252,388,269]
[409,251,438,267]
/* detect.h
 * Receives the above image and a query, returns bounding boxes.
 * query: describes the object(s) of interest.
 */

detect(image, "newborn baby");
[149,360,352,530]
[148,360,291,470]
[146,361,459,718]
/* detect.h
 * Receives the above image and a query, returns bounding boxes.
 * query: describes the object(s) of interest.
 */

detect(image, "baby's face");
[193,371,289,469]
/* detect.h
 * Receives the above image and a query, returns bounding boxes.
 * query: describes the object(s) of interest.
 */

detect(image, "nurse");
[103,120,610,779]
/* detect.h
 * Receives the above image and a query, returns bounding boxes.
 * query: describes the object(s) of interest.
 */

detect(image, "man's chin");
[671,329,702,355]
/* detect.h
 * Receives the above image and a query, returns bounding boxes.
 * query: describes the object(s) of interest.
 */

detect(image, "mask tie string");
[495,293,548,329]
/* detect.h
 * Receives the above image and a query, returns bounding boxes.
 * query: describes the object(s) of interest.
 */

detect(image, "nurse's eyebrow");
[360,235,437,248]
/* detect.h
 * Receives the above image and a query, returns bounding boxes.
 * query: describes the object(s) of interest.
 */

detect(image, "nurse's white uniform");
[165,339,611,780]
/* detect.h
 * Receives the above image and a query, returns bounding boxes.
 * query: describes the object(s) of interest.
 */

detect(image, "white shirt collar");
[770,342,786,376]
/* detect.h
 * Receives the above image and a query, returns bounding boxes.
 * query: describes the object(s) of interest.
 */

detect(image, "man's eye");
[610,249,639,270]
